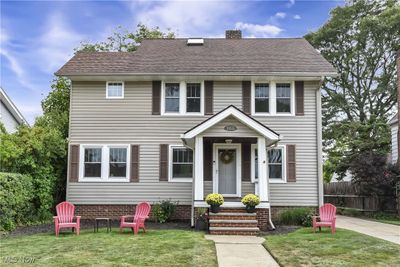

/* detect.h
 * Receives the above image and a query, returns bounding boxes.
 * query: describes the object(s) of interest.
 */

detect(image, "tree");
[77,23,175,52]
[305,0,400,178]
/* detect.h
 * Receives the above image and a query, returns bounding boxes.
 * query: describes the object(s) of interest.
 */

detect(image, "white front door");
[213,144,241,197]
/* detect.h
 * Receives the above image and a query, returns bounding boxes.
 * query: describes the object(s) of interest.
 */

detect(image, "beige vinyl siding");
[68,80,319,207]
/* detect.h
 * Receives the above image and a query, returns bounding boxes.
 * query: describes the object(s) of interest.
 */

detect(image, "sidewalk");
[205,235,279,267]
[336,215,400,244]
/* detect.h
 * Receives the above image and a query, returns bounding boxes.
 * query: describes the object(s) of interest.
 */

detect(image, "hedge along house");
[56,30,336,235]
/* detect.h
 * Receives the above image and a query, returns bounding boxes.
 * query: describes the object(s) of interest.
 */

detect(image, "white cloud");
[293,14,301,20]
[235,22,283,38]
[286,0,295,8]
[275,12,286,19]
[129,1,239,37]
[37,13,86,72]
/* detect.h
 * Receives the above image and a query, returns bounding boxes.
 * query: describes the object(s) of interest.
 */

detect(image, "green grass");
[264,228,400,267]
[0,229,217,267]
[373,218,400,226]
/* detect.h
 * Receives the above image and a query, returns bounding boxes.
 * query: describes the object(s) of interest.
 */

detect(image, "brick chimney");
[225,30,242,39]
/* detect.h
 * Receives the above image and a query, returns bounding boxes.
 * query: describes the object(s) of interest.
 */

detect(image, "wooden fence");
[324,182,397,212]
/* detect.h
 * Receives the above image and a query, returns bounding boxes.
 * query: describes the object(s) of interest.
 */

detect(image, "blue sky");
[1,0,343,124]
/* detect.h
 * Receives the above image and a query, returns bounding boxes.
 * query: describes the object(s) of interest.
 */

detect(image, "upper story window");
[80,145,130,182]
[276,83,291,113]
[165,83,180,113]
[254,83,270,114]
[162,81,204,115]
[251,144,286,183]
[169,145,193,182]
[186,83,201,113]
[252,81,294,116]
[106,82,124,98]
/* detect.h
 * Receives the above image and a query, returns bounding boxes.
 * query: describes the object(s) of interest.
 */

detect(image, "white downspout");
[316,79,324,207]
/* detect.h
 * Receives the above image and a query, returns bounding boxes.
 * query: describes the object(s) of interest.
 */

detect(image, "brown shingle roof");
[55,38,336,76]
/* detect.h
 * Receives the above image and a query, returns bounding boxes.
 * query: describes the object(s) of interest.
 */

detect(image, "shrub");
[241,194,260,207]
[152,200,177,223]
[0,173,34,231]
[278,207,315,227]
[205,193,224,206]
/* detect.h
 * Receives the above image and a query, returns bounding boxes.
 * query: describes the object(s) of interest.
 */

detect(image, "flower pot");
[210,204,220,213]
[246,205,256,213]
[195,217,208,231]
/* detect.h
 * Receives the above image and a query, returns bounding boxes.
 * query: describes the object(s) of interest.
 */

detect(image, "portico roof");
[181,105,280,141]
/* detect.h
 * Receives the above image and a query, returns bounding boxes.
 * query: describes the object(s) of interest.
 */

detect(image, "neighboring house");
[0,87,27,133]
[56,30,336,233]
[389,112,398,164]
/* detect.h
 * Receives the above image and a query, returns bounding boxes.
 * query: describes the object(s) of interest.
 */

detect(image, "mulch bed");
[260,225,301,236]
[2,220,192,239]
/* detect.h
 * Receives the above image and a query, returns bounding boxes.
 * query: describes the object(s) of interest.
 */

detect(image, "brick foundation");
[75,204,191,221]
[256,208,269,231]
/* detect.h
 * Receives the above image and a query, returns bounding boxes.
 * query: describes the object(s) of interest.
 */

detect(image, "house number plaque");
[224,125,237,131]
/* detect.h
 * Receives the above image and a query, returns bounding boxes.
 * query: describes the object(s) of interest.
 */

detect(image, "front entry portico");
[181,105,281,209]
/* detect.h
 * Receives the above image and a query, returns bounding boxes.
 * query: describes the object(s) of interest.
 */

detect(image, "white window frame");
[252,82,271,115]
[251,81,295,116]
[79,144,130,182]
[106,81,124,99]
[161,81,204,115]
[251,144,286,183]
[168,145,194,182]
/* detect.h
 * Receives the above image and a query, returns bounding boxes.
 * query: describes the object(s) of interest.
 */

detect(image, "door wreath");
[220,150,234,164]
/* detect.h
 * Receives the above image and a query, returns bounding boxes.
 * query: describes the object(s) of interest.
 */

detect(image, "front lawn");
[264,228,400,267]
[1,229,217,267]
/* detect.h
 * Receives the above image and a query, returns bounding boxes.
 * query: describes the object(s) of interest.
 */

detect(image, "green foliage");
[278,207,315,227]
[0,125,66,221]
[205,193,224,206]
[0,173,34,231]
[323,159,335,183]
[152,200,178,223]
[305,0,400,178]
[241,194,261,207]
[77,23,175,52]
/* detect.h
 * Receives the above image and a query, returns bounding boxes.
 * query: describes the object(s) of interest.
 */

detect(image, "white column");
[257,137,268,202]
[194,136,204,201]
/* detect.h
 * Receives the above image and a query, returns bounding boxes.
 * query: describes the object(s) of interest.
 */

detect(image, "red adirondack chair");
[53,201,81,237]
[312,203,337,234]
[120,202,151,235]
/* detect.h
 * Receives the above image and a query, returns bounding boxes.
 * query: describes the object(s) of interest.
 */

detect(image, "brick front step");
[209,226,260,236]
[218,208,247,213]
[209,212,256,220]
[209,219,258,228]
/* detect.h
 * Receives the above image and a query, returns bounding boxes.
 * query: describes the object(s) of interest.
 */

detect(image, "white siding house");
[0,88,27,133]
[389,113,398,164]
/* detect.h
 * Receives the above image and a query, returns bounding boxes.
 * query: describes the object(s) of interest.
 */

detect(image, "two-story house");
[56,30,336,234]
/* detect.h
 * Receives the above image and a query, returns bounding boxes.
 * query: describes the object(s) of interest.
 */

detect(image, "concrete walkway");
[205,235,279,267]
[336,215,400,244]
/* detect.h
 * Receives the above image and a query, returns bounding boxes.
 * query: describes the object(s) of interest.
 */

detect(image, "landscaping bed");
[1,229,217,267]
[264,228,400,266]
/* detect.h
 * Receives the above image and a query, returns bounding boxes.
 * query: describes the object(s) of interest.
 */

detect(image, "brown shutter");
[203,140,213,181]
[152,81,161,115]
[69,144,79,182]
[159,144,169,181]
[287,145,296,182]
[204,81,213,115]
[242,143,251,181]
[295,81,304,116]
[242,81,251,114]
[130,145,139,182]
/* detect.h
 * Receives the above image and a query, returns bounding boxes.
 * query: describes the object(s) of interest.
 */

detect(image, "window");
[169,146,193,182]
[106,82,124,98]
[251,145,286,183]
[84,148,102,178]
[162,81,204,115]
[276,83,291,113]
[268,147,284,180]
[165,83,180,113]
[79,145,130,181]
[109,148,127,177]
[186,83,201,113]
[254,83,269,113]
